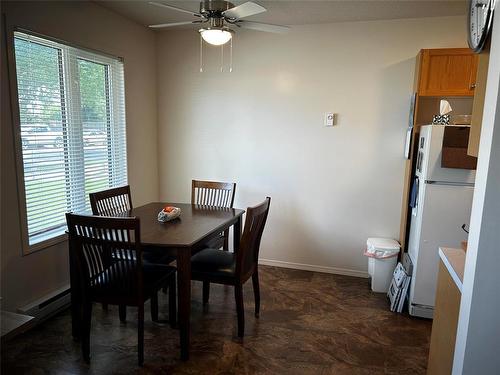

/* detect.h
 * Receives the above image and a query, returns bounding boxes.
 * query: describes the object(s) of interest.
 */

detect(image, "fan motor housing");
[200,0,234,15]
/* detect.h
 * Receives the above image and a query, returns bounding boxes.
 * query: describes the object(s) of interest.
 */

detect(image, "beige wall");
[1,1,158,310]
[156,16,467,276]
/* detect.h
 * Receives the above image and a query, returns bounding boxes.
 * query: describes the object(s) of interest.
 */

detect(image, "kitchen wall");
[156,16,467,276]
[1,1,158,310]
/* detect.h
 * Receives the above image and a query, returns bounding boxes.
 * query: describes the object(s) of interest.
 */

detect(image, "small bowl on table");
[158,206,181,223]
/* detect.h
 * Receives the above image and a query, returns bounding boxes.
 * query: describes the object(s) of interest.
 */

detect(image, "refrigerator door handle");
[424,180,475,187]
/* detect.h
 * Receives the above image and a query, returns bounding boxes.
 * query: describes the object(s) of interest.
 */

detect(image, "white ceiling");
[97,0,466,29]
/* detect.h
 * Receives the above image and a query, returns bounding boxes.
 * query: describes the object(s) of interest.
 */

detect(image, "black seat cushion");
[90,261,176,304]
[111,248,176,266]
[191,248,236,280]
[143,251,176,266]
[204,233,225,250]
[143,245,176,266]
[143,263,176,290]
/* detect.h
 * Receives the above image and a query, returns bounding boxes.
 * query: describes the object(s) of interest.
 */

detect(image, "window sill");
[23,229,68,256]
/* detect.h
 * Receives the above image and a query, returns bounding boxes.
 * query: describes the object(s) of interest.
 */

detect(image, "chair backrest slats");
[89,185,132,216]
[236,197,271,278]
[191,180,236,208]
[66,213,143,300]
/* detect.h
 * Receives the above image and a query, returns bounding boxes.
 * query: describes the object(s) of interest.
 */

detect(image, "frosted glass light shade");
[199,29,232,46]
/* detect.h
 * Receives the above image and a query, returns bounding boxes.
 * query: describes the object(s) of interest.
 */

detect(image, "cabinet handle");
[470,83,477,89]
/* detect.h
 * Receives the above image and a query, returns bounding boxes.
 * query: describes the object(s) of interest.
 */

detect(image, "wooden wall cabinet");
[418,49,478,97]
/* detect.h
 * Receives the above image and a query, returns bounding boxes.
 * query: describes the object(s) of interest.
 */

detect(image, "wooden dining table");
[69,202,245,361]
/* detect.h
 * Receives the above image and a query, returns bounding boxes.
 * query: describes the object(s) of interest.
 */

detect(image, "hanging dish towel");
[409,176,419,208]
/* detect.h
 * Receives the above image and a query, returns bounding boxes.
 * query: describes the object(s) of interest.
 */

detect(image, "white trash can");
[365,238,400,293]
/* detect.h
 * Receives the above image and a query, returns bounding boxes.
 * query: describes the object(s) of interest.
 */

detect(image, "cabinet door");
[427,261,461,375]
[468,50,490,156]
[419,49,478,96]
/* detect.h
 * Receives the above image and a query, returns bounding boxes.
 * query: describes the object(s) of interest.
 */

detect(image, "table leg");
[69,242,81,340]
[177,249,191,360]
[233,216,242,252]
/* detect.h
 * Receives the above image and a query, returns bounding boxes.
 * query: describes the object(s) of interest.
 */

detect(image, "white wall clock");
[468,0,496,53]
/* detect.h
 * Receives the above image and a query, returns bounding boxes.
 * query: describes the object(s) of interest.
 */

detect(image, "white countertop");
[438,247,466,293]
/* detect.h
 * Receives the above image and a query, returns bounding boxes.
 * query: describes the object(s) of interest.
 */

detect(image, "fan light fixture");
[148,1,290,71]
[199,27,233,46]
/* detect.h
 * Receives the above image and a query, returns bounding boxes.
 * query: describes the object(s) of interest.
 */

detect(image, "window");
[13,31,127,252]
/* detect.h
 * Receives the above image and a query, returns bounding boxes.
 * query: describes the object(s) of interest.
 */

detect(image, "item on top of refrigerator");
[440,100,453,115]
[450,114,472,125]
[441,126,477,170]
[432,100,453,125]
[432,114,450,125]
[157,206,181,222]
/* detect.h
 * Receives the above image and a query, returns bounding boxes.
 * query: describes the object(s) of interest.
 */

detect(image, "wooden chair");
[89,185,132,216]
[191,180,236,250]
[89,185,176,315]
[66,213,176,366]
[190,197,270,337]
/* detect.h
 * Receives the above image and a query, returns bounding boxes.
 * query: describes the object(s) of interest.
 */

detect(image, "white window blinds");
[13,31,127,249]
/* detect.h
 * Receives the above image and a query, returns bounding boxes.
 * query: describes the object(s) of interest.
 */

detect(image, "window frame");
[6,27,127,255]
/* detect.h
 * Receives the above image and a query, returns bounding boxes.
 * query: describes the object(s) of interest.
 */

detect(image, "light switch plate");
[325,112,335,127]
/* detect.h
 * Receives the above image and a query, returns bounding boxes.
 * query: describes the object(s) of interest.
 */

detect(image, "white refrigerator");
[408,125,475,319]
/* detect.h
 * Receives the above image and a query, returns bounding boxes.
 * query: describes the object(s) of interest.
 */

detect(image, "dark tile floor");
[1,266,431,374]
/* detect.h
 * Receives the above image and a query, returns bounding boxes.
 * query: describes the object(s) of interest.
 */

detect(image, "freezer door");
[409,183,473,309]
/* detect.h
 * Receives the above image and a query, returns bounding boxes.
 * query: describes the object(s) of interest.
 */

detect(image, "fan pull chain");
[229,37,233,73]
[220,44,224,73]
[199,34,203,73]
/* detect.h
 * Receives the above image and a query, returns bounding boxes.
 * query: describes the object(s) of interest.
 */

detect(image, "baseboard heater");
[17,285,71,324]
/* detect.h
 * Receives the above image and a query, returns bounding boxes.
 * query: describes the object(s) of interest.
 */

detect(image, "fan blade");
[149,2,202,18]
[149,21,202,29]
[222,1,266,20]
[236,21,290,34]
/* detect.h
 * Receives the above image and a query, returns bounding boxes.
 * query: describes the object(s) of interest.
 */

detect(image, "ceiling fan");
[148,1,290,46]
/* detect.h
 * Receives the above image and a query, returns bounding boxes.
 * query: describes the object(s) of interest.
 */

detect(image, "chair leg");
[168,276,177,328]
[82,301,92,363]
[203,281,210,305]
[119,305,126,323]
[138,304,144,366]
[234,283,245,338]
[252,269,261,318]
[102,303,108,311]
[151,292,159,322]
[223,229,229,251]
